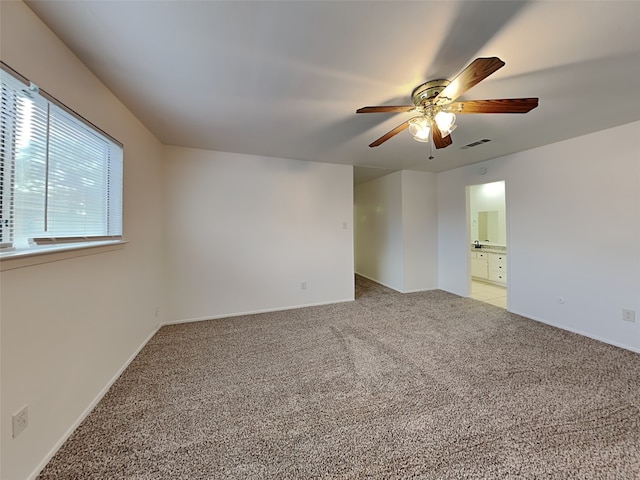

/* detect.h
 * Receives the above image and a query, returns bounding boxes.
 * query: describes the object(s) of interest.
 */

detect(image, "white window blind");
[0,63,122,254]
[0,71,17,248]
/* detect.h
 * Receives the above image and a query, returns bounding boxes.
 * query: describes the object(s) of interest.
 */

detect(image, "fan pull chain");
[428,139,434,160]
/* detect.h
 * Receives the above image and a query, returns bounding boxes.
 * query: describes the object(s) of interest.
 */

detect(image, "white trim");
[355,272,405,293]
[507,308,640,355]
[0,241,127,271]
[438,287,464,297]
[27,324,161,480]
[162,298,355,326]
[403,287,439,294]
[434,289,639,354]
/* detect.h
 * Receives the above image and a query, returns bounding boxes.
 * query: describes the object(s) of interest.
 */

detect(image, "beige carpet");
[38,276,640,479]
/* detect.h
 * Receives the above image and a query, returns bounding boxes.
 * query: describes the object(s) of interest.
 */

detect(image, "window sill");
[0,240,127,271]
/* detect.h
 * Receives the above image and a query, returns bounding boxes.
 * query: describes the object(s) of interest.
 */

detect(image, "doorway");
[467,181,507,309]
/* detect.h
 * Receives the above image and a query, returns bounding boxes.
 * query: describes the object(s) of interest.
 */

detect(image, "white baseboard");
[26,296,358,479]
[355,272,437,294]
[509,308,640,355]
[403,287,439,294]
[438,287,466,297]
[162,298,355,326]
[27,324,161,480]
[354,272,403,293]
[428,289,639,355]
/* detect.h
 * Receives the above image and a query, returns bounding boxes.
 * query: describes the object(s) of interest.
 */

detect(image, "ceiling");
[24,1,640,184]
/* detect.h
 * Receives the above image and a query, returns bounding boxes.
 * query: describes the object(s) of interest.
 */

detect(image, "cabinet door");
[471,258,488,278]
[488,253,507,284]
[488,253,506,272]
[489,270,507,283]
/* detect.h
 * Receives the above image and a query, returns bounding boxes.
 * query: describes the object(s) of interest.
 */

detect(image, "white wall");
[438,121,640,352]
[164,146,354,322]
[354,170,438,292]
[0,2,166,479]
[401,170,438,292]
[354,172,404,290]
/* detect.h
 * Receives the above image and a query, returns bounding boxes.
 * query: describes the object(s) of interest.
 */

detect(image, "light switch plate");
[12,405,28,438]
[622,309,636,323]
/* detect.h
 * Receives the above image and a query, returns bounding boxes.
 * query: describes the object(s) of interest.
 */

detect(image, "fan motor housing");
[411,80,450,106]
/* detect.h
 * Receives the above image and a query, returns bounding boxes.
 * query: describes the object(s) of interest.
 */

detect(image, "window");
[1,63,123,257]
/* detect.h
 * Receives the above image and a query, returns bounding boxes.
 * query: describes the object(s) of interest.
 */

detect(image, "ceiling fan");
[356,57,538,150]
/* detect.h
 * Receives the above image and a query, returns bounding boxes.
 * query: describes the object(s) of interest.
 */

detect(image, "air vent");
[460,138,491,149]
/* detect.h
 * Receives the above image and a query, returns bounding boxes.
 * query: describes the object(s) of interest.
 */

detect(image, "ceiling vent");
[460,138,491,149]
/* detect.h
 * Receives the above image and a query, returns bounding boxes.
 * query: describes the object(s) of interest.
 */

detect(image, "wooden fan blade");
[357,106,415,113]
[369,119,413,147]
[432,123,453,150]
[435,57,505,103]
[449,98,539,114]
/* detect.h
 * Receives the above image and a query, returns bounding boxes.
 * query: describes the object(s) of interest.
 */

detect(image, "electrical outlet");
[301,281,307,290]
[155,307,160,318]
[622,309,636,323]
[12,405,28,438]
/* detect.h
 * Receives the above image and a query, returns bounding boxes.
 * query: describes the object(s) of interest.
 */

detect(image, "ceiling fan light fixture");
[435,111,456,136]
[356,57,539,150]
[408,117,430,142]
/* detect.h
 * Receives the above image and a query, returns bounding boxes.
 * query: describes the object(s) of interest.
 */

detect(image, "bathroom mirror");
[477,210,499,243]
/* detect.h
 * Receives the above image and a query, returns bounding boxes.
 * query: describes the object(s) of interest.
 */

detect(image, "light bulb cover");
[408,117,430,143]
[442,124,457,136]
[435,111,456,136]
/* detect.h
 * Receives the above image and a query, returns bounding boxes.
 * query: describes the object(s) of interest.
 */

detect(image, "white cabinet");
[471,251,489,279]
[471,250,507,285]
[488,253,507,285]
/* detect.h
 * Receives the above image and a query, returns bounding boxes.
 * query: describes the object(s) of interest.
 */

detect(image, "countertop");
[471,244,507,254]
